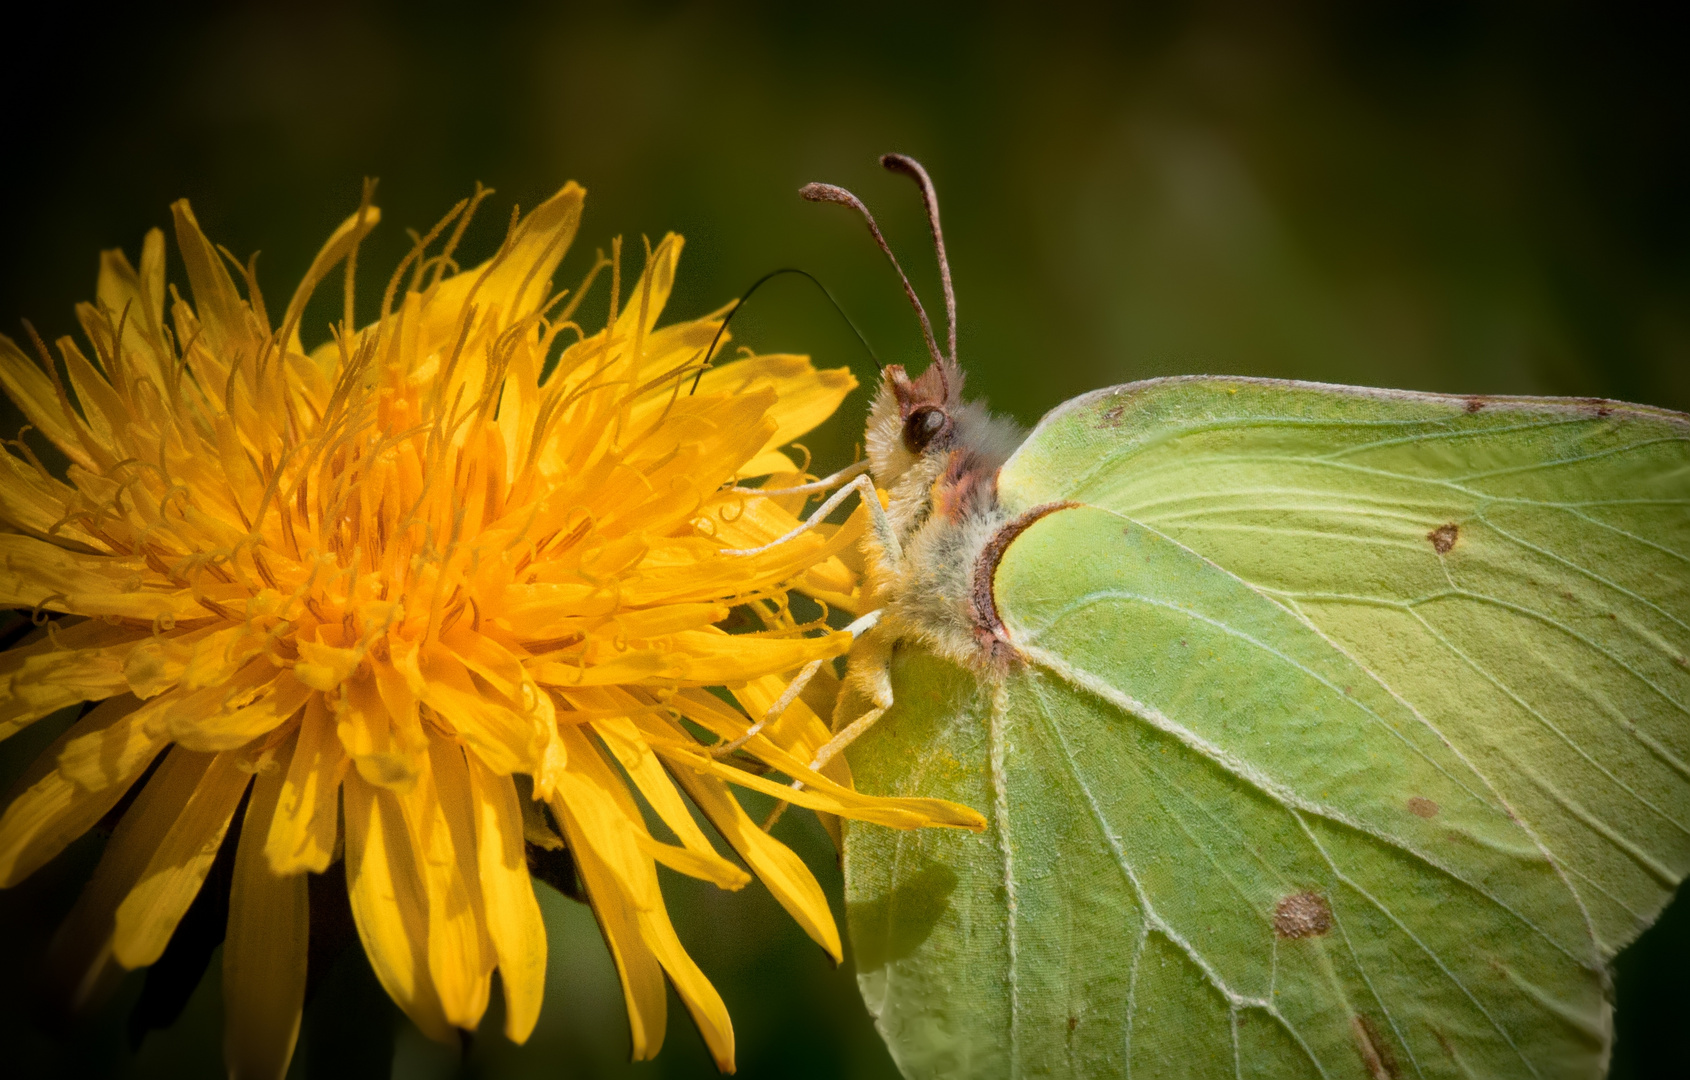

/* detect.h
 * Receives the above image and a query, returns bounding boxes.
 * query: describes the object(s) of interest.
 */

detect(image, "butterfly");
[738,154,1690,1079]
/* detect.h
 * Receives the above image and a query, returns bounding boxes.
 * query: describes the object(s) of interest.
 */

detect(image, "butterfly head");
[865,357,958,481]
[878,374,1025,535]
[805,157,1023,524]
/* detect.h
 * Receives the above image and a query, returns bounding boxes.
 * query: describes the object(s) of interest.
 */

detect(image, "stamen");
[343,178,379,333]
[382,194,471,324]
[427,181,493,291]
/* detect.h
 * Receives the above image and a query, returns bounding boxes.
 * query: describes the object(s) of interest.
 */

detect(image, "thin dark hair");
[689,267,882,394]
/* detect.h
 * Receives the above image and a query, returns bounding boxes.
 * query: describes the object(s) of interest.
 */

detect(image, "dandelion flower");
[0,182,982,1077]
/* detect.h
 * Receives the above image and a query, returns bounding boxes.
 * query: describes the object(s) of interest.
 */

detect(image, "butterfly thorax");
[862,362,1025,669]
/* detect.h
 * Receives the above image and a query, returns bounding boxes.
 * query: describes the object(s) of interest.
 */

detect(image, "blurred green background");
[1,1,1687,1077]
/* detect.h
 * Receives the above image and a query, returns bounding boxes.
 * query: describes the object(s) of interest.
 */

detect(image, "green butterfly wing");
[844,377,1690,1079]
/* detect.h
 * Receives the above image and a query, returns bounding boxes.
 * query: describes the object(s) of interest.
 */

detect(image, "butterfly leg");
[754,613,899,831]
[811,624,897,769]
[728,459,869,497]
[710,610,882,759]
[722,474,898,561]
[808,704,886,772]
[739,474,902,829]
[758,618,901,832]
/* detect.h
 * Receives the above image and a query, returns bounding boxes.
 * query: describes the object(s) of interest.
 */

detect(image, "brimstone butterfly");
[766,155,1689,1079]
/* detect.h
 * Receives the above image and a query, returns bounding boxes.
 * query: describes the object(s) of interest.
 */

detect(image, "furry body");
[849,363,1025,701]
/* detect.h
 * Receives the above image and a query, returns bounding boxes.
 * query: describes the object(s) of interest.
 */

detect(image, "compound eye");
[901,406,948,453]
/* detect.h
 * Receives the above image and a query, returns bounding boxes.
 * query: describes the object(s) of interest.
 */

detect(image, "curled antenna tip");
[800,167,946,378]
[876,153,957,368]
[800,182,857,205]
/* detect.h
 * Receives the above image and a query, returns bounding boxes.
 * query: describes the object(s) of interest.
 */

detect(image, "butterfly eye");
[902,407,949,453]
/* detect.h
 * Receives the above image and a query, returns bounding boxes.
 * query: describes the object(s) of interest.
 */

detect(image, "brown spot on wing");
[1352,1014,1402,1080]
[1407,796,1440,819]
[1272,891,1333,939]
[1427,523,1459,554]
[1433,1028,1457,1060]
[1100,405,1124,426]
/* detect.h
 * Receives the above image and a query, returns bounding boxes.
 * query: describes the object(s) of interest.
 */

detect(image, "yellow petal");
[112,748,251,968]
[591,708,749,890]
[224,741,308,1080]
[265,692,345,875]
[124,623,274,700]
[528,650,678,688]
[0,332,98,469]
[0,442,92,544]
[498,581,621,628]
[631,873,736,1072]
[619,234,682,350]
[170,200,264,362]
[730,673,838,779]
[395,641,540,775]
[93,228,170,390]
[630,832,748,890]
[0,696,166,886]
[0,533,200,621]
[163,660,312,752]
[683,353,857,472]
[463,751,547,1043]
[560,233,684,405]
[542,725,655,910]
[531,629,848,690]
[293,631,363,692]
[443,624,555,705]
[616,528,849,608]
[665,628,850,685]
[123,623,226,699]
[342,771,456,1044]
[0,619,148,738]
[280,204,382,356]
[338,667,422,792]
[660,693,984,831]
[402,738,494,1031]
[424,184,584,343]
[737,448,801,478]
[56,692,173,792]
[546,719,736,1068]
[529,601,729,645]
[657,741,920,827]
[46,746,208,1008]
[707,496,870,616]
[673,767,842,962]
[56,336,128,451]
[557,802,666,1061]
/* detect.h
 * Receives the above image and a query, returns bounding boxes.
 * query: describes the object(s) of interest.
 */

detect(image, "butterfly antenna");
[879,154,956,369]
[689,267,883,394]
[800,181,947,385]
